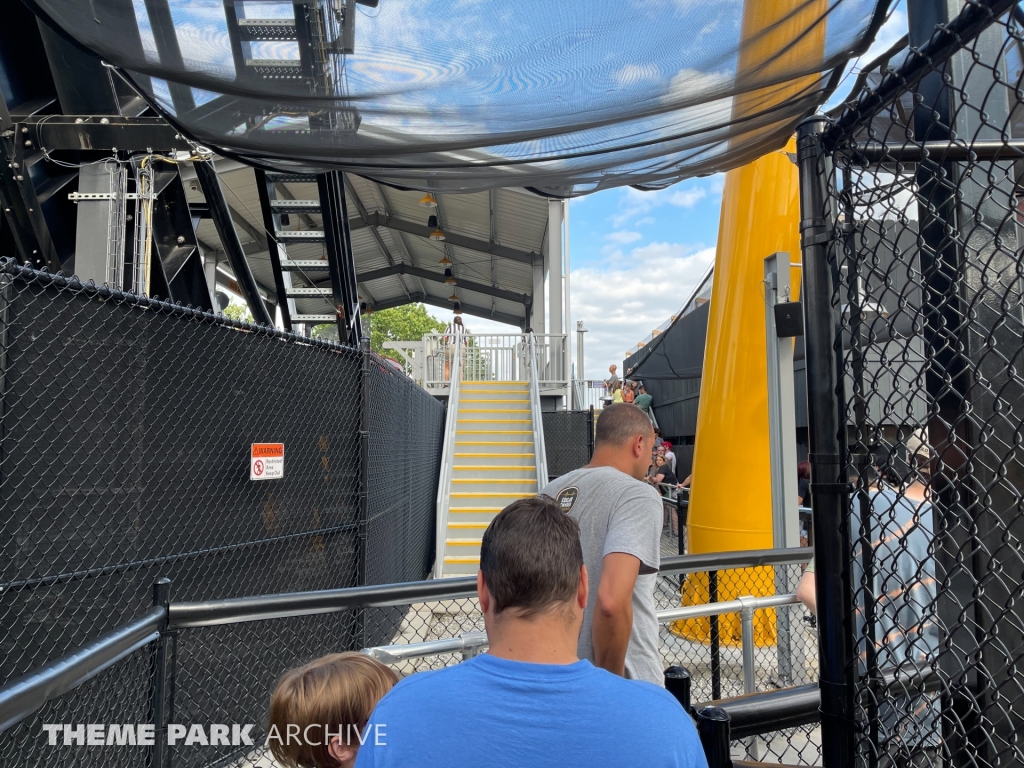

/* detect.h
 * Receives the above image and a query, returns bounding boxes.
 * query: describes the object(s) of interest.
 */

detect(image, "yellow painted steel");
[676,0,824,647]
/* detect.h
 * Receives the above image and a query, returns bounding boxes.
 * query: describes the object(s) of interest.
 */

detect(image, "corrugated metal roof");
[198,160,549,328]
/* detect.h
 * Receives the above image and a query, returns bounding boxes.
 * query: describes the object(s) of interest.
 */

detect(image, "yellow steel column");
[677,0,825,646]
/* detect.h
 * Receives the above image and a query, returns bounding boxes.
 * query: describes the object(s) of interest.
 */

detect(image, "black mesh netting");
[542,409,593,480]
[24,0,888,194]
[0,260,444,767]
[800,2,1024,765]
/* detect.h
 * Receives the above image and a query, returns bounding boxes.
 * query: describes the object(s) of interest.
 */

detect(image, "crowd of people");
[602,364,653,416]
[266,404,707,768]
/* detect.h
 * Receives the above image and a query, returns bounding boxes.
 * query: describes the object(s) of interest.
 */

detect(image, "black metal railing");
[0,547,813,767]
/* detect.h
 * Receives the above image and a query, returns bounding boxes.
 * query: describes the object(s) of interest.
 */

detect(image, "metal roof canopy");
[181,158,546,329]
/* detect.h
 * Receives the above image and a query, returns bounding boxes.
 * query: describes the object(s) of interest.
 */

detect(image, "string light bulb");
[419,193,438,208]
[444,268,456,285]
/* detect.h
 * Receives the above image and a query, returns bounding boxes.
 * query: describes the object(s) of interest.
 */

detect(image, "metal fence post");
[695,706,732,768]
[708,570,721,701]
[587,405,595,460]
[149,578,172,768]
[356,327,371,646]
[664,665,692,713]
[796,115,855,768]
[739,597,760,761]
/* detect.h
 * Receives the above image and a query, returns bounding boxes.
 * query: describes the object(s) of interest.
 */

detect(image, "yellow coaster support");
[677,0,825,647]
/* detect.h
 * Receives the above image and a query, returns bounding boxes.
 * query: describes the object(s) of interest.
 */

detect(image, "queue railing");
[0,547,815,768]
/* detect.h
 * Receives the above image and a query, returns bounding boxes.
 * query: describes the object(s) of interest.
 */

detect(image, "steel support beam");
[23,116,185,153]
[342,175,409,300]
[317,171,361,343]
[796,116,855,768]
[368,292,524,328]
[142,0,196,114]
[357,263,527,306]
[193,160,273,326]
[358,212,536,265]
[254,168,292,331]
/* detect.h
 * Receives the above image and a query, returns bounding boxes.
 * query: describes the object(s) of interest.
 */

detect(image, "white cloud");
[635,216,656,226]
[605,230,643,244]
[571,242,715,376]
[613,63,661,87]
[612,182,713,226]
[668,188,706,208]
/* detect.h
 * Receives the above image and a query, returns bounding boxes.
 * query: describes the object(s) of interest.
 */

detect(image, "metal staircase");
[435,333,548,577]
[254,170,362,342]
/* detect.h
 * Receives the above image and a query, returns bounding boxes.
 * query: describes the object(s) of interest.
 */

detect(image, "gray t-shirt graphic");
[542,466,664,685]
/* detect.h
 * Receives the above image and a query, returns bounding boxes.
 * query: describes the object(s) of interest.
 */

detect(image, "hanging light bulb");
[428,215,445,241]
[419,192,438,208]
[438,254,452,266]
[444,267,456,285]
[448,290,459,302]
[453,302,462,315]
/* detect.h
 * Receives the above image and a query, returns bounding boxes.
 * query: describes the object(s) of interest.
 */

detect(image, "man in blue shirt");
[355,496,707,768]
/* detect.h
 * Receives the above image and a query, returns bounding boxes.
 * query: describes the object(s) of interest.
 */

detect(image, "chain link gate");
[798,1,1024,766]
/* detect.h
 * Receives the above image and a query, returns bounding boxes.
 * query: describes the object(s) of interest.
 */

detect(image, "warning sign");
[250,443,284,480]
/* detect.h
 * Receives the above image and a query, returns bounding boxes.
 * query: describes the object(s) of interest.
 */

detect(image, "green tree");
[313,303,446,362]
[222,302,253,325]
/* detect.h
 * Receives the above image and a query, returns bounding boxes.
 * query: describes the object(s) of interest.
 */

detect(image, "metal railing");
[423,332,568,388]
[432,323,465,578]
[572,379,608,410]
[360,593,800,679]
[525,333,549,487]
[2,544,815,741]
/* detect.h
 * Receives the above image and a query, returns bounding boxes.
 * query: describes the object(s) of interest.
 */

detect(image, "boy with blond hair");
[269,652,397,768]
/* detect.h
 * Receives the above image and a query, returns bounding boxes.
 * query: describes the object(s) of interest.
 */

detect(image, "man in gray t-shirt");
[541,404,664,685]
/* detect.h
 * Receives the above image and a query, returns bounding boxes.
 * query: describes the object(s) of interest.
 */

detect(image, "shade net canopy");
[28,0,887,194]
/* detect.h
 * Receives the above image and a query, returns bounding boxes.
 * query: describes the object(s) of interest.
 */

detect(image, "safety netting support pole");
[796,115,855,768]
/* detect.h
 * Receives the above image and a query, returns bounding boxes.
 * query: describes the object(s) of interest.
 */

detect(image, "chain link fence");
[541,408,594,480]
[158,559,818,768]
[800,3,1024,766]
[0,261,444,768]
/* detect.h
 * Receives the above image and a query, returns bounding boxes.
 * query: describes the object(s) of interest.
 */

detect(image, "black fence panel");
[542,409,594,480]
[363,352,445,647]
[0,263,445,767]
[800,4,1024,767]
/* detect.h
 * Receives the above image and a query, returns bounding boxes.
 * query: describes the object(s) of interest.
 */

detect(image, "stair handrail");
[433,324,465,578]
[525,332,549,488]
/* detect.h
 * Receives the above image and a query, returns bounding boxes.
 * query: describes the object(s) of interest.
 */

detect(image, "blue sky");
[457,1,909,377]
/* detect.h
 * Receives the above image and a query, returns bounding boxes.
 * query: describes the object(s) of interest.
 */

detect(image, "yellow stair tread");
[456,430,532,434]
[446,539,484,546]
[458,419,531,423]
[456,441,533,445]
[444,556,481,564]
[454,453,535,457]
[460,390,530,394]
[449,522,489,529]
[459,409,531,413]
[452,478,537,484]
[453,465,537,471]
[449,508,503,513]
[461,381,527,385]
[459,398,529,402]
[451,492,535,498]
